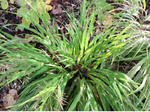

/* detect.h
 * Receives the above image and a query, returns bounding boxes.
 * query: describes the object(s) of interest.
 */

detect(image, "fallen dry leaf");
[103,15,114,26]
[2,89,18,108]
[51,0,60,3]
[52,4,63,15]
[2,94,16,107]
[9,89,17,96]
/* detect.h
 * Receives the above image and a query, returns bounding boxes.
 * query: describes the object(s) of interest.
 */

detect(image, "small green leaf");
[22,17,31,27]
[17,7,27,17]
[142,0,146,10]
[10,0,14,4]
[44,12,50,20]
[1,1,9,9]
[31,11,39,23]
[18,0,27,6]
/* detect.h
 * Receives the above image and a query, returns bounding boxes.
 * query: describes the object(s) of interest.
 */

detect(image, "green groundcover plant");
[0,0,149,111]
[0,0,52,26]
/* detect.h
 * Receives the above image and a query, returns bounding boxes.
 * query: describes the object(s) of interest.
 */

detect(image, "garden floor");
[0,0,150,110]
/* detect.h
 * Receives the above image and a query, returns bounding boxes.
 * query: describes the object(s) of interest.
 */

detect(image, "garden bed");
[0,0,150,111]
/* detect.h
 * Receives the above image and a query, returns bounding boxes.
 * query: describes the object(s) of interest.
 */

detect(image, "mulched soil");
[0,0,150,110]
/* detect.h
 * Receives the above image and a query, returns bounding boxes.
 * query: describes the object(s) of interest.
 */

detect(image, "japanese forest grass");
[111,0,150,110]
[0,0,149,111]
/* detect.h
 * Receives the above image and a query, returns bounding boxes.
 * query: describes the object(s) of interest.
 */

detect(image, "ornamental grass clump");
[0,0,149,111]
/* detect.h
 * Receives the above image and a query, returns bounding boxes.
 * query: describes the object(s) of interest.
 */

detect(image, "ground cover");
[0,0,150,111]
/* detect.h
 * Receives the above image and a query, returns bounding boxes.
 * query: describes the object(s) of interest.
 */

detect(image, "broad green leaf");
[68,91,80,111]
[86,83,100,111]
[22,17,31,27]
[1,1,9,9]
[46,5,52,11]
[10,0,14,4]
[44,12,50,20]
[17,7,27,17]
[18,0,27,6]
[31,11,39,23]
[68,79,85,111]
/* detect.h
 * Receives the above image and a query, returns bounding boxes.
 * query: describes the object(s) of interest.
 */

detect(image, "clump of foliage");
[0,0,150,111]
[17,0,52,26]
[0,0,10,9]
[0,0,52,26]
